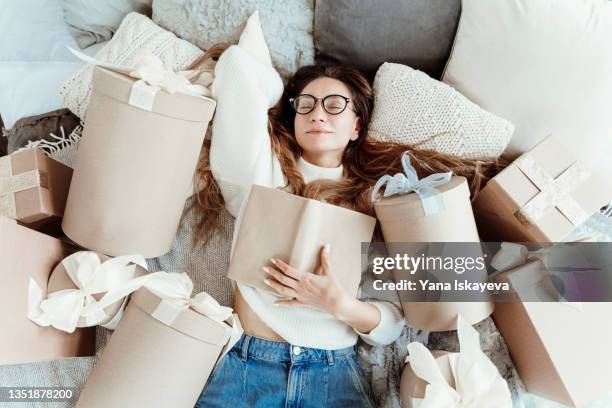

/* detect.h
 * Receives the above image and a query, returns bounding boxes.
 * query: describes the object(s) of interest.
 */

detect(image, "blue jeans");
[195,334,374,408]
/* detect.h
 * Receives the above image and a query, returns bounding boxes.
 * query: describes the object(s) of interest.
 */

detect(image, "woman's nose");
[309,101,327,121]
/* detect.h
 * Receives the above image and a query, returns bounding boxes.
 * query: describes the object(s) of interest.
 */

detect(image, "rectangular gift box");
[373,176,493,332]
[473,135,610,242]
[227,184,376,297]
[76,287,234,408]
[493,260,612,407]
[0,216,94,366]
[0,148,72,229]
[62,66,216,258]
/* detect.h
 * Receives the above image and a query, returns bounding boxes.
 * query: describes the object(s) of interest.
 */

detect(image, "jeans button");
[292,346,301,356]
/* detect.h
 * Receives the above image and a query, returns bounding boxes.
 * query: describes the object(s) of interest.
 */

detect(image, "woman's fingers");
[270,258,302,279]
[274,299,304,307]
[319,244,331,275]
[263,276,297,298]
[263,266,297,288]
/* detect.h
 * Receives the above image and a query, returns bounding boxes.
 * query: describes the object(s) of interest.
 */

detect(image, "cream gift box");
[0,216,94,366]
[76,273,242,408]
[372,152,493,331]
[473,135,609,242]
[227,184,376,297]
[62,53,215,258]
[0,148,72,229]
[491,243,612,407]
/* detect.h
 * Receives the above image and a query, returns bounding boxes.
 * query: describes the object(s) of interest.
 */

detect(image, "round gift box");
[62,66,216,257]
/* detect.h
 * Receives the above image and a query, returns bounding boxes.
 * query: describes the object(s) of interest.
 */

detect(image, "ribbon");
[371,151,453,216]
[406,315,512,408]
[0,155,47,218]
[142,272,242,359]
[82,271,243,359]
[489,242,547,272]
[490,242,583,309]
[514,155,591,227]
[68,47,211,112]
[27,252,148,333]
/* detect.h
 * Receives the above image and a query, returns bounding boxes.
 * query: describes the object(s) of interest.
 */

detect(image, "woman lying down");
[191,14,500,408]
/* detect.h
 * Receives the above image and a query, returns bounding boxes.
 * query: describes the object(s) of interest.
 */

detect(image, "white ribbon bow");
[371,151,453,216]
[68,47,211,111]
[27,252,148,333]
[489,242,547,272]
[490,242,584,309]
[83,271,243,358]
[406,315,512,408]
[143,272,234,324]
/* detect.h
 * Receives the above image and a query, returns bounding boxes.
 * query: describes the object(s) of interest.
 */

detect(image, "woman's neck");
[297,156,344,184]
[301,152,342,168]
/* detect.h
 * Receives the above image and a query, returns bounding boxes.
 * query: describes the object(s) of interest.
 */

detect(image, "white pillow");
[59,12,203,119]
[60,0,152,48]
[368,63,514,159]
[0,0,77,62]
[0,62,79,129]
[443,0,612,182]
[152,0,314,78]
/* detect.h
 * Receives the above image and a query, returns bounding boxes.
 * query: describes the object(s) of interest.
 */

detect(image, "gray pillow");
[61,0,152,48]
[314,0,461,79]
[152,0,315,79]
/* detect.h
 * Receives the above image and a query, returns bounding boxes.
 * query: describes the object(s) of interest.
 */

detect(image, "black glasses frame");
[289,94,354,115]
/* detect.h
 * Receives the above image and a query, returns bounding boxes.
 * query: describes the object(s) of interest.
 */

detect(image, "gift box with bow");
[0,148,72,230]
[400,315,512,408]
[473,135,610,242]
[371,152,493,331]
[227,184,376,297]
[27,251,148,334]
[491,242,612,407]
[76,272,242,408]
[61,49,216,257]
[0,216,94,366]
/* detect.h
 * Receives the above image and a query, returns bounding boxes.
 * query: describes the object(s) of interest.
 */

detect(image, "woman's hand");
[263,244,383,335]
[263,244,352,316]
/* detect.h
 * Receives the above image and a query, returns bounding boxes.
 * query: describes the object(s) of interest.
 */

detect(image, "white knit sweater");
[210,13,404,349]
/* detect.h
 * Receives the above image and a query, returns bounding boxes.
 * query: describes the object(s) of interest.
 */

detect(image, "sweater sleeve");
[354,301,405,346]
[209,16,285,217]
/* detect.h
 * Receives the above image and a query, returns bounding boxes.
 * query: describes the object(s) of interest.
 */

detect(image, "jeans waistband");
[232,334,356,365]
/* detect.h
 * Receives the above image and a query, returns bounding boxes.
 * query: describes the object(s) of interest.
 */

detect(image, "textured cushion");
[314,0,461,79]
[60,0,152,48]
[152,0,314,78]
[368,63,514,159]
[443,0,612,185]
[59,12,203,119]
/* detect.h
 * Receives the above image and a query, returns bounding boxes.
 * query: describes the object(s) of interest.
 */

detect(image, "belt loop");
[240,335,252,362]
[326,350,335,366]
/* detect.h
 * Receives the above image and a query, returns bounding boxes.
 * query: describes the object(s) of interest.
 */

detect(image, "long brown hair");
[193,47,507,243]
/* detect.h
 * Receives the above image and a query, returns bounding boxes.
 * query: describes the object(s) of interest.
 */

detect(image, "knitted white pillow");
[152,0,314,79]
[367,62,514,159]
[59,12,203,119]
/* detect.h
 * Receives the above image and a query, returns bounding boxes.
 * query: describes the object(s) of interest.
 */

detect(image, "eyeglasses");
[289,94,353,115]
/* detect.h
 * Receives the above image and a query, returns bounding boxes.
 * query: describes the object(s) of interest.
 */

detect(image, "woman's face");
[293,77,360,167]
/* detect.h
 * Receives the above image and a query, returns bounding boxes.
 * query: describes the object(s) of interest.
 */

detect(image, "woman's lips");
[306,130,333,135]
